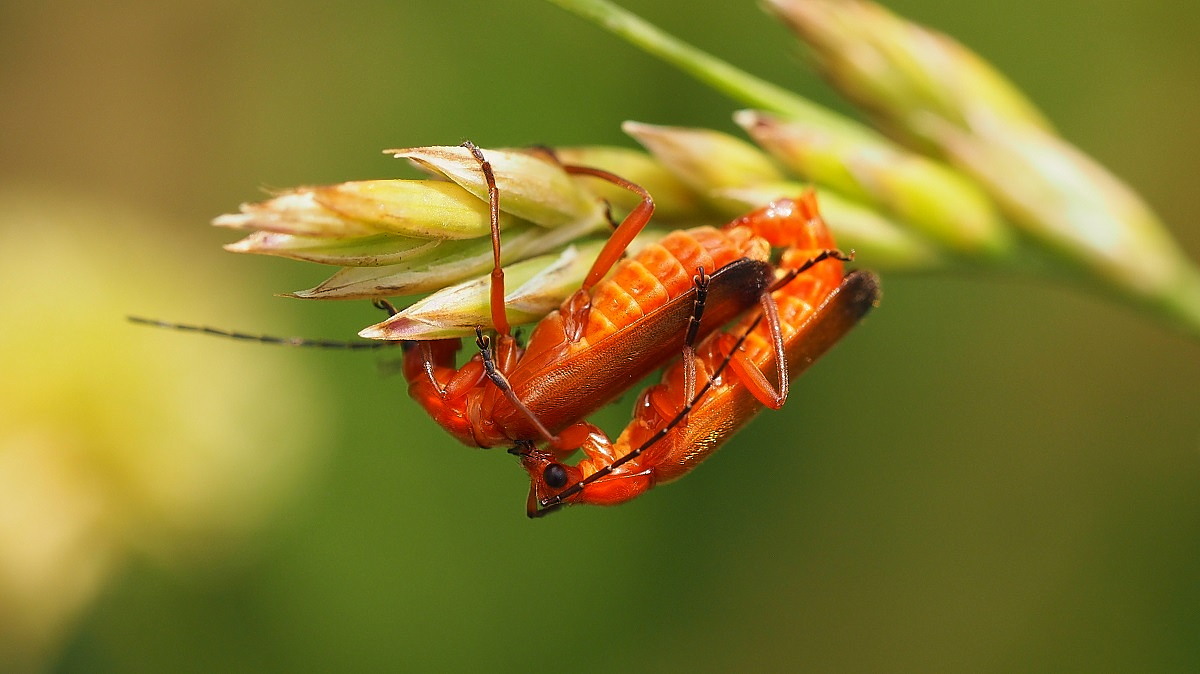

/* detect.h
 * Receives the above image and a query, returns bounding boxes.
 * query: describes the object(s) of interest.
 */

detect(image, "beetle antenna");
[127,316,401,350]
[769,249,853,292]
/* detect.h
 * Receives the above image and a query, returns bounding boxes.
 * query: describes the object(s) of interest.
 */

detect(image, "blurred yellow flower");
[0,188,326,670]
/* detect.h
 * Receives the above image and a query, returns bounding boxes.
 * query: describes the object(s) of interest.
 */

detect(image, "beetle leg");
[719,245,850,411]
[713,289,789,410]
[526,484,558,518]
[550,165,659,343]
[403,338,485,401]
[461,142,566,447]
[462,140,511,337]
[681,265,712,414]
[552,421,600,456]
[372,298,399,317]
[562,165,656,293]
[474,328,557,445]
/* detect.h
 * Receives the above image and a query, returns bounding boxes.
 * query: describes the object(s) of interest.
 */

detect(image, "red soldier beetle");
[514,194,881,517]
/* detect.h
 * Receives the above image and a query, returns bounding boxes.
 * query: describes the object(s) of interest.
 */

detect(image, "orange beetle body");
[518,194,880,515]
[402,226,774,449]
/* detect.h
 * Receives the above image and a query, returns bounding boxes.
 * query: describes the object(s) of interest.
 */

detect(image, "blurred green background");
[2,0,1198,671]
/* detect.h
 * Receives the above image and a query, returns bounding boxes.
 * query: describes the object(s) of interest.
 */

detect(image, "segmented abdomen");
[579,226,768,346]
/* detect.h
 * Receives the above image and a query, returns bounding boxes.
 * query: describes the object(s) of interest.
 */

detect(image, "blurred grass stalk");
[542,0,1200,339]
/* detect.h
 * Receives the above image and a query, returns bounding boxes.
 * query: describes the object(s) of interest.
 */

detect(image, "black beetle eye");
[542,463,569,489]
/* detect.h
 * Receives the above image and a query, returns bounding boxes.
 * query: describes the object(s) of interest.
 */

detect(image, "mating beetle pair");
[394,143,878,516]
[136,141,879,517]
